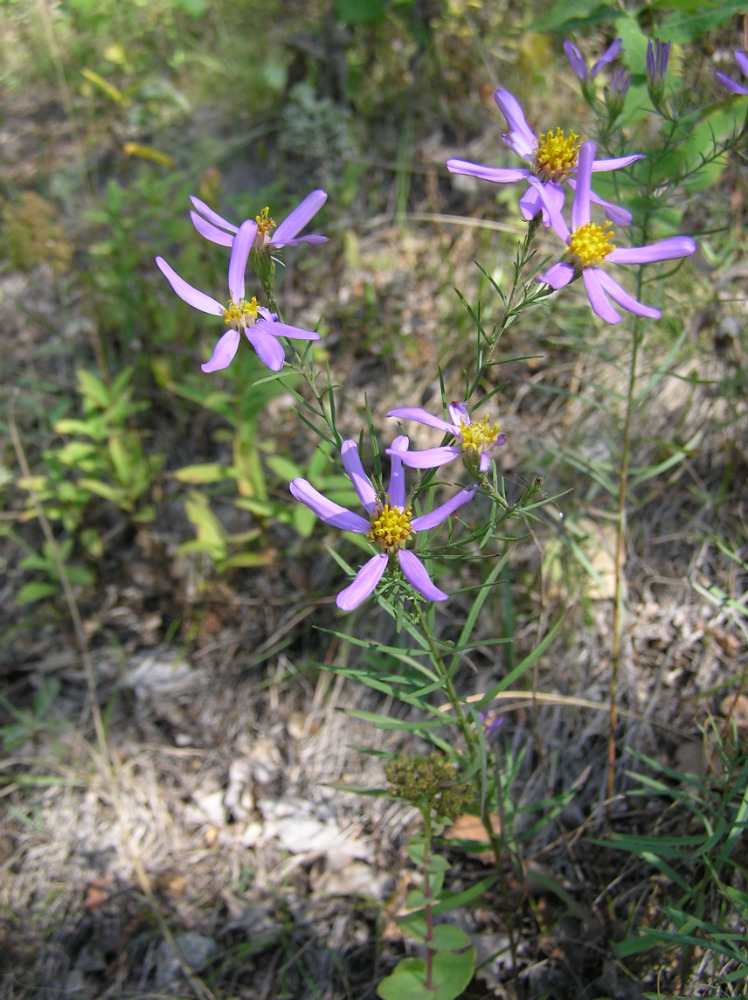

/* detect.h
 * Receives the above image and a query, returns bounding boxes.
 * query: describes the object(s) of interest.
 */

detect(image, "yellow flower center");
[568,221,616,268]
[222,296,260,330]
[255,206,276,239]
[367,502,413,554]
[535,128,583,182]
[460,415,501,454]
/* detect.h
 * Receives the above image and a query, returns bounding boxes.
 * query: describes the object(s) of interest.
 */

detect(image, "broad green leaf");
[16,581,59,604]
[377,958,435,1000]
[172,463,233,484]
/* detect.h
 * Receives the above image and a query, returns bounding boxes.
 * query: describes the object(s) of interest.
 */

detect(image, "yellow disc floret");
[255,206,276,239]
[222,296,260,330]
[460,415,501,454]
[367,501,413,554]
[535,128,583,182]
[568,221,616,268]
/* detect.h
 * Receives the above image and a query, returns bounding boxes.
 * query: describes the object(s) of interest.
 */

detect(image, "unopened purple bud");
[606,65,631,122]
[647,39,671,106]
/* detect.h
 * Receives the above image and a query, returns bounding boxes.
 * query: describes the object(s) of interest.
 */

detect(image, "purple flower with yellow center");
[155,219,320,372]
[289,436,476,611]
[189,189,328,251]
[537,141,696,324]
[386,402,506,475]
[447,89,643,226]
[564,38,623,82]
[716,50,748,96]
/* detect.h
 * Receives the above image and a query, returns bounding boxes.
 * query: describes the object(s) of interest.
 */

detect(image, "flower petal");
[397,549,448,602]
[525,178,567,232]
[341,440,378,513]
[716,72,748,95]
[608,235,696,265]
[564,40,588,81]
[590,154,645,171]
[189,196,238,234]
[266,320,320,341]
[590,38,623,79]
[446,159,530,185]
[155,257,223,315]
[387,406,454,434]
[244,324,286,371]
[272,190,327,245]
[571,141,595,230]
[447,402,469,426]
[735,50,748,78]
[583,186,633,227]
[201,329,241,372]
[282,235,329,247]
[395,446,462,469]
[228,220,256,301]
[493,89,538,158]
[595,270,661,319]
[337,553,388,611]
[411,486,476,531]
[387,435,409,509]
[289,478,369,532]
[190,211,235,247]
[539,261,574,289]
[582,269,621,323]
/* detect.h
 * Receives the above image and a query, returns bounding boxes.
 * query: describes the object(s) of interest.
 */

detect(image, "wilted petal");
[190,211,234,247]
[396,445,462,469]
[387,435,409,509]
[337,553,388,611]
[397,549,448,602]
[608,236,696,265]
[540,261,574,289]
[412,486,476,531]
[155,257,223,315]
[493,89,538,157]
[341,440,378,512]
[595,270,661,319]
[228,220,256,301]
[582,269,621,323]
[387,406,455,434]
[289,478,369,532]
[446,159,529,184]
[201,329,241,372]
[273,190,327,245]
[244,324,286,371]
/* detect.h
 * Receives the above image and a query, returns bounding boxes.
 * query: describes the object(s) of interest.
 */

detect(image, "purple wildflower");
[646,40,671,106]
[564,38,623,82]
[607,66,632,122]
[716,50,748,96]
[189,189,329,251]
[289,437,476,611]
[386,402,506,475]
[155,219,320,372]
[447,88,643,226]
[536,141,696,324]
[478,709,504,739]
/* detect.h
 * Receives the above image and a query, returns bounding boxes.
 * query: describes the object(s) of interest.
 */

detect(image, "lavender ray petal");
[273,190,327,244]
[228,220,256,301]
[244,324,286,371]
[155,257,223,315]
[190,211,235,247]
[289,478,369,532]
[735,51,748,78]
[590,37,623,79]
[525,178,566,233]
[386,407,454,433]
[266,320,320,341]
[539,261,574,289]
[584,187,633,226]
[281,235,329,247]
[446,159,530,184]
[189,196,238,233]
[411,486,476,531]
[571,141,595,230]
[582,269,621,324]
[336,553,388,611]
[397,549,448,602]
[564,40,588,80]
[387,435,409,509]
[341,440,378,513]
[716,72,748,95]
[595,270,661,319]
[200,329,241,373]
[590,154,645,171]
[608,236,696,265]
[394,446,462,469]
